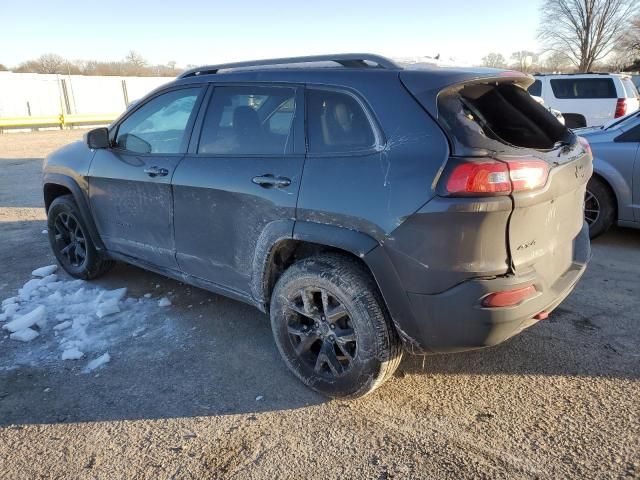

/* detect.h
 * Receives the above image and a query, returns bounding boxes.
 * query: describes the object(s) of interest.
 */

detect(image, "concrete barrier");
[0,72,170,130]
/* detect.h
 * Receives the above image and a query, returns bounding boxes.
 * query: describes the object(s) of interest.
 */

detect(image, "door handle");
[144,166,169,177]
[252,174,291,188]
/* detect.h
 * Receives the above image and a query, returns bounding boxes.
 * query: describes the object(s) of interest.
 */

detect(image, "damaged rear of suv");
[42,55,590,398]
[393,71,591,353]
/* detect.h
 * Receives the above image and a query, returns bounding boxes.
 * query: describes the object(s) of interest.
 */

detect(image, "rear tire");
[47,195,114,279]
[585,177,616,239]
[270,254,402,398]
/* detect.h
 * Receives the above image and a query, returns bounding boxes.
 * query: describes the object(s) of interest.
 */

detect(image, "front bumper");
[401,222,591,354]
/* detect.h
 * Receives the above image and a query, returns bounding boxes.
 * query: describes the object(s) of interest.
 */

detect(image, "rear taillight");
[445,161,511,194]
[614,98,627,118]
[444,158,549,196]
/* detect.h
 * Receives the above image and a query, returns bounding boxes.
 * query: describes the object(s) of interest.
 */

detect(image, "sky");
[0,0,542,68]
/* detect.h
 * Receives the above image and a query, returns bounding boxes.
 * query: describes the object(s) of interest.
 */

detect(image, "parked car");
[42,54,591,398]
[575,110,640,238]
[528,73,639,128]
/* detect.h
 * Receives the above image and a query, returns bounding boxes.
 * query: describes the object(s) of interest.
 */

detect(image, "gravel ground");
[0,129,638,479]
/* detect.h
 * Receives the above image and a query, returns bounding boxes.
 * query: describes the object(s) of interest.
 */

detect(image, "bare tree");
[510,50,539,72]
[544,51,572,71]
[0,63,7,71]
[125,50,147,67]
[618,14,640,56]
[481,53,507,68]
[15,53,69,74]
[539,0,637,72]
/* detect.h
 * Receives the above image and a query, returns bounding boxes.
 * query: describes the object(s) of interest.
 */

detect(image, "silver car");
[577,111,640,237]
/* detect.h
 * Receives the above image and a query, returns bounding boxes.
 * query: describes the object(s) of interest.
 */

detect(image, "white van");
[529,73,639,128]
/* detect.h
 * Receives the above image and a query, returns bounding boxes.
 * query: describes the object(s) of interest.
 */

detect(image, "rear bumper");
[394,222,590,353]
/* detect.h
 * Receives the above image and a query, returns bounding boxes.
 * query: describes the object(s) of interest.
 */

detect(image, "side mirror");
[85,127,110,149]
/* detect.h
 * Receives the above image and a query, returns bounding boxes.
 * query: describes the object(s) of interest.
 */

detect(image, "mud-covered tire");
[585,177,616,239]
[47,195,114,279]
[270,253,403,398]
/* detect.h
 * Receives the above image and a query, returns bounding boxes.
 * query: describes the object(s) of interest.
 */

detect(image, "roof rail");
[178,54,400,79]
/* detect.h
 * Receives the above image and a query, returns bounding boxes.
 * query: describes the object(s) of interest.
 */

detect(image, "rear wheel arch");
[254,222,382,312]
[562,113,587,129]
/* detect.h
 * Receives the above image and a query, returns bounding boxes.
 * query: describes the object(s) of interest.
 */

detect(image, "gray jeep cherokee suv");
[42,54,591,398]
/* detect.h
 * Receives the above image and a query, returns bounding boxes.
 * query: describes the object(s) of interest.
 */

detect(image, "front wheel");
[270,254,402,398]
[47,195,114,279]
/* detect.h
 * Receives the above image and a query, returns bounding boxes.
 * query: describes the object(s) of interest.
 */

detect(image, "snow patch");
[32,265,58,278]
[53,320,72,331]
[61,347,84,360]
[84,353,110,372]
[10,328,39,342]
[0,266,176,372]
[3,305,46,332]
[158,297,171,307]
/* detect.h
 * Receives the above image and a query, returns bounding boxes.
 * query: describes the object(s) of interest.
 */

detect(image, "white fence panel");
[0,72,175,119]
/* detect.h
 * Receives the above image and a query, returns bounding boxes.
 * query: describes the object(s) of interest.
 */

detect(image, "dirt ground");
[0,129,638,479]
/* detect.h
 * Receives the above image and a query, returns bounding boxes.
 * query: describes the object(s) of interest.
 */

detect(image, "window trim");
[304,84,386,157]
[109,84,206,157]
[191,82,305,158]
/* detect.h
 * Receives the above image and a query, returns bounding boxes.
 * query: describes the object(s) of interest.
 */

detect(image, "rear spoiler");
[399,69,533,119]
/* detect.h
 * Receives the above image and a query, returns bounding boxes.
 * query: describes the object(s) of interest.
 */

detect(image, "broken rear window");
[438,82,571,155]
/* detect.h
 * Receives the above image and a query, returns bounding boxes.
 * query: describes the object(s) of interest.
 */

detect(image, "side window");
[198,86,296,155]
[550,78,616,99]
[528,79,542,97]
[306,89,377,154]
[115,88,202,154]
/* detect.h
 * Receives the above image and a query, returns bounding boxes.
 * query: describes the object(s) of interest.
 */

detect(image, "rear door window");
[198,86,296,155]
[306,89,377,154]
[528,79,542,97]
[550,78,616,99]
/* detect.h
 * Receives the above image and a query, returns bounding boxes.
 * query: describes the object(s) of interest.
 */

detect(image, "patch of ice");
[10,328,39,342]
[32,265,58,278]
[98,287,127,302]
[84,353,110,372]
[3,305,46,333]
[61,347,84,360]
[255,395,264,401]
[42,229,48,234]
[96,298,120,318]
[53,320,72,331]
[0,272,175,373]
[158,297,171,307]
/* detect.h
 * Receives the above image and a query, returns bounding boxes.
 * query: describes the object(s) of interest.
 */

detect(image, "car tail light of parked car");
[443,157,549,196]
[614,98,627,118]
